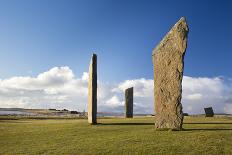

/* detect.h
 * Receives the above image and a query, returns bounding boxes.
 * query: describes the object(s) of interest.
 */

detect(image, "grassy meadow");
[0,116,232,155]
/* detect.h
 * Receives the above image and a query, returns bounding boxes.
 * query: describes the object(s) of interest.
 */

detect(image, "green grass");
[0,116,232,155]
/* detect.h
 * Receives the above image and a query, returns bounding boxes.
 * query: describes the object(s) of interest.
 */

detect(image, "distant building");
[62,109,69,112]
[49,109,56,111]
[70,111,79,114]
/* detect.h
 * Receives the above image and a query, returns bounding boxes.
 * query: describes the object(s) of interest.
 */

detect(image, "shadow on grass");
[184,122,232,125]
[183,128,232,131]
[98,123,154,126]
[0,120,31,123]
[0,118,19,120]
[0,117,86,120]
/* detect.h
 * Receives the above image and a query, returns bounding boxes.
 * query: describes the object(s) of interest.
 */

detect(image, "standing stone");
[204,107,214,117]
[88,54,97,124]
[125,87,133,118]
[152,17,189,130]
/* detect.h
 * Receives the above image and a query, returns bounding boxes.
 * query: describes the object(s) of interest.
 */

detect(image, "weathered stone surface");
[204,107,214,117]
[152,17,189,130]
[125,87,133,118]
[88,54,97,124]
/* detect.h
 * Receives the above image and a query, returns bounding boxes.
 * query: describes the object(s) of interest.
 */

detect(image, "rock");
[88,54,97,124]
[152,17,189,130]
[125,87,133,118]
[204,107,214,117]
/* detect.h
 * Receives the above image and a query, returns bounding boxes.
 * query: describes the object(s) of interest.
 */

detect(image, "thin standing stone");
[88,54,97,124]
[125,87,133,118]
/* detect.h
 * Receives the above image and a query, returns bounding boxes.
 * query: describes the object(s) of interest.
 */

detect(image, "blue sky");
[0,0,232,114]
[0,0,232,82]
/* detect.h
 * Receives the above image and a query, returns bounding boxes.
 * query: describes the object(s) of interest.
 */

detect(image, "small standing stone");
[204,107,214,117]
[125,87,133,118]
[88,54,97,124]
[152,17,189,130]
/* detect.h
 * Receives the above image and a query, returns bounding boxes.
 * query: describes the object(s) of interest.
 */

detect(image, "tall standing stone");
[125,87,133,118]
[88,54,97,124]
[152,17,189,130]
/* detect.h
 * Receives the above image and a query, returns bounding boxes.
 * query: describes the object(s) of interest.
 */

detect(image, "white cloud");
[0,66,232,114]
[106,96,123,107]
[0,66,88,111]
[224,104,232,114]
[81,72,89,81]
[185,93,203,100]
[113,78,153,97]
[182,76,230,114]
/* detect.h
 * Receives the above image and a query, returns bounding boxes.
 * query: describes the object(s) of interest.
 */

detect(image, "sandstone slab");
[152,17,189,130]
[204,107,214,117]
[125,87,133,118]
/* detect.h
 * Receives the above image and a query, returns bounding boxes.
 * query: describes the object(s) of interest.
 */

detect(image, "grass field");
[0,116,232,155]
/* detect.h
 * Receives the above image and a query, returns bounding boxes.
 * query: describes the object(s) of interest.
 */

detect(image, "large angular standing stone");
[125,87,133,118]
[152,17,189,130]
[204,107,214,117]
[88,54,97,124]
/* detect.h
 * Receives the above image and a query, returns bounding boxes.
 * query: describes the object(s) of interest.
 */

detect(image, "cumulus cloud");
[185,93,203,100]
[182,76,230,114]
[113,78,153,97]
[0,66,232,114]
[0,67,88,110]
